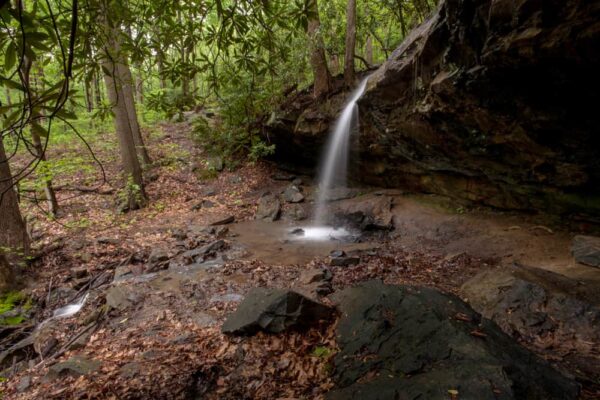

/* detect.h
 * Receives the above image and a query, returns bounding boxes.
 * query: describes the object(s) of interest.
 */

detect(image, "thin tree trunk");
[307,0,332,98]
[344,0,357,87]
[99,7,146,211]
[365,36,374,66]
[157,52,166,90]
[94,69,103,106]
[84,79,93,112]
[0,137,30,264]
[121,62,151,166]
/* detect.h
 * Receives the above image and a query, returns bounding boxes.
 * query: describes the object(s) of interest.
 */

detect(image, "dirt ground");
[1,120,598,399]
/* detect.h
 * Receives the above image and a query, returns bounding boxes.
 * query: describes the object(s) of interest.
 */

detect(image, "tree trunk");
[84,79,93,112]
[344,0,357,87]
[99,9,147,211]
[121,61,152,166]
[135,62,144,104]
[365,36,374,66]
[0,137,30,262]
[157,52,166,90]
[307,0,332,98]
[94,69,103,106]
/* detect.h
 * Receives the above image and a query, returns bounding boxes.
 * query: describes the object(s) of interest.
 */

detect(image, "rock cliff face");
[266,0,600,217]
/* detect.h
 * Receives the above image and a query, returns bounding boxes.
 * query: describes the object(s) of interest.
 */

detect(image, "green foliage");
[146,88,196,121]
[0,291,31,326]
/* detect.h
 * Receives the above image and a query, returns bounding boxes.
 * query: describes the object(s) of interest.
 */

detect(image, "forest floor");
[1,118,599,399]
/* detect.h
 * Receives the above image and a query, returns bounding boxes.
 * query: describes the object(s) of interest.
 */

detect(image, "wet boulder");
[45,355,101,381]
[461,265,600,384]
[327,281,579,400]
[283,185,304,203]
[255,192,281,221]
[222,288,333,335]
[333,195,394,230]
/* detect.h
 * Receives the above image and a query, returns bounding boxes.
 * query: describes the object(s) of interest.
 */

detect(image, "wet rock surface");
[222,288,333,335]
[461,265,600,385]
[255,192,281,221]
[571,235,600,267]
[333,195,394,230]
[266,0,600,218]
[327,281,579,400]
[283,185,304,203]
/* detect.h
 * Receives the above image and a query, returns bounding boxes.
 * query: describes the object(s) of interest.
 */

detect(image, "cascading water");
[289,76,370,241]
[312,76,370,228]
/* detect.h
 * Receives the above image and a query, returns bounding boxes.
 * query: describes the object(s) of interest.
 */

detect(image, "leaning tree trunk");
[99,10,147,211]
[344,0,357,87]
[0,137,30,265]
[121,60,152,166]
[307,0,332,98]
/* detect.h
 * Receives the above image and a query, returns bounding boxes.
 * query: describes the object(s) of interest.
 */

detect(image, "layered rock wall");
[267,0,600,217]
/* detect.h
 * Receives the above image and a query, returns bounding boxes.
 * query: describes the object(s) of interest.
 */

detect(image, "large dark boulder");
[221,288,333,335]
[266,0,600,218]
[461,265,600,386]
[327,281,579,400]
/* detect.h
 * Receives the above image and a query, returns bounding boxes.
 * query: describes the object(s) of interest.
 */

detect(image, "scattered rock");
[96,237,119,245]
[67,327,94,351]
[329,256,359,267]
[272,173,296,181]
[182,240,226,263]
[105,285,141,311]
[229,175,242,184]
[327,281,580,400]
[113,265,133,282]
[210,215,235,226]
[147,248,170,272]
[299,268,332,285]
[70,267,89,280]
[286,204,307,221]
[201,199,215,208]
[222,288,333,335]
[193,312,217,328]
[215,226,229,238]
[283,185,304,203]
[172,228,188,240]
[16,375,31,392]
[330,250,345,258]
[297,268,333,297]
[45,356,101,381]
[119,362,140,379]
[201,186,217,196]
[207,156,224,172]
[256,192,281,222]
[571,235,600,267]
[292,178,303,186]
[290,228,305,236]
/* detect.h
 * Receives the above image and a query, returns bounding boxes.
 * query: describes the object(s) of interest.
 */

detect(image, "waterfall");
[313,76,370,226]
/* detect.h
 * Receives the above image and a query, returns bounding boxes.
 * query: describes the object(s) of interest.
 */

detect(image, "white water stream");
[308,76,370,237]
